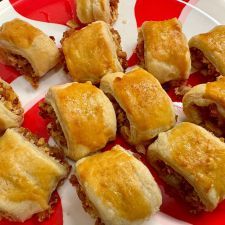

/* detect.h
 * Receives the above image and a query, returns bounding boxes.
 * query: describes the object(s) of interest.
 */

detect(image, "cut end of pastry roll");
[183,77,225,137]
[136,18,191,84]
[76,0,119,24]
[61,21,127,84]
[71,145,162,225]
[0,79,23,132]
[0,19,60,87]
[100,67,176,146]
[189,26,225,79]
[0,127,70,222]
[148,122,225,213]
[39,82,117,161]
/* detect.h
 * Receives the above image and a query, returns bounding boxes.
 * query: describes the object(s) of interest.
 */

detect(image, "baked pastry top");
[183,77,225,136]
[148,122,225,212]
[74,145,162,225]
[43,82,116,161]
[76,0,119,24]
[0,128,69,222]
[100,67,176,145]
[137,18,191,84]
[189,25,225,77]
[62,21,124,84]
[205,77,225,107]
[0,19,60,87]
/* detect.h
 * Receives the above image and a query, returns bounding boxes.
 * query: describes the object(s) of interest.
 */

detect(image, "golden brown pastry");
[39,82,116,161]
[71,145,162,225]
[0,79,23,132]
[76,0,119,24]
[100,67,176,150]
[189,26,225,79]
[148,122,225,213]
[0,19,60,87]
[136,18,191,84]
[61,21,127,84]
[0,128,70,222]
[183,77,225,136]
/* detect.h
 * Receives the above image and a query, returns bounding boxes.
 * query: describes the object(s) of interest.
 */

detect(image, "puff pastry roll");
[189,26,225,79]
[136,18,191,84]
[0,19,60,87]
[0,128,70,222]
[0,79,23,132]
[76,0,119,24]
[71,145,162,225]
[39,82,116,161]
[100,67,176,149]
[61,21,127,84]
[148,122,225,212]
[183,77,225,136]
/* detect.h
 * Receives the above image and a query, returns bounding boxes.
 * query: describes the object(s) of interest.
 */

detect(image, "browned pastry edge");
[136,31,188,89]
[60,26,128,73]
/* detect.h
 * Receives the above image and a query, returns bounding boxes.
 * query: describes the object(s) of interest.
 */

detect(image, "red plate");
[0,0,224,225]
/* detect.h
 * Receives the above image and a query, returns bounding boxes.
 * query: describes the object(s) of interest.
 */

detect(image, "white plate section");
[179,0,220,39]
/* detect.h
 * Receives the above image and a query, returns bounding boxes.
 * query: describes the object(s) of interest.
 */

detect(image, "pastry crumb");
[66,20,80,29]
[175,84,192,96]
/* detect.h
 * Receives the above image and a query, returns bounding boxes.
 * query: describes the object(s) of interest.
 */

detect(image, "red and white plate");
[0,0,225,225]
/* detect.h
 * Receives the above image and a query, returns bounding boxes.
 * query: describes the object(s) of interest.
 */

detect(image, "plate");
[0,0,224,225]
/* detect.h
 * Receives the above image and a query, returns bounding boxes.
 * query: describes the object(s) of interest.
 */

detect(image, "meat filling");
[154,160,205,213]
[106,93,130,133]
[15,127,70,222]
[194,103,225,137]
[0,48,38,87]
[39,102,68,148]
[190,47,220,79]
[0,81,23,115]
[61,27,127,74]
[109,0,119,23]
[70,175,105,225]
[136,30,145,66]
[110,28,128,70]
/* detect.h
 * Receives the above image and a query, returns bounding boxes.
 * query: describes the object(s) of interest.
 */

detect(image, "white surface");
[0,0,222,224]
[194,0,225,24]
[114,0,137,58]
[179,0,220,39]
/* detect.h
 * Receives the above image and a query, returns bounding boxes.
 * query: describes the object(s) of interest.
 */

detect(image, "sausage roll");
[100,67,176,150]
[61,21,127,84]
[76,0,119,24]
[0,128,70,222]
[189,26,225,79]
[136,18,191,84]
[148,122,225,213]
[39,82,116,161]
[70,145,162,225]
[183,77,225,136]
[0,19,60,87]
[0,79,23,132]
